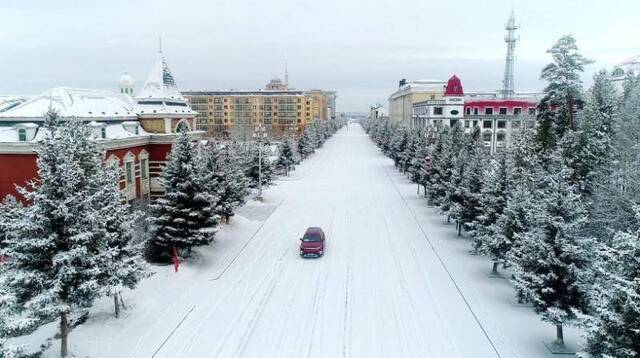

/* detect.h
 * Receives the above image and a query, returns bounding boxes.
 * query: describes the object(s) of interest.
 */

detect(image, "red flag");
[171,246,180,273]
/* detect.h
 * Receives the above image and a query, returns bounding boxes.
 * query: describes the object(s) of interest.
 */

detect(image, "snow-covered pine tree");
[0,195,21,255]
[92,162,150,318]
[245,142,276,189]
[511,151,591,350]
[536,35,593,152]
[588,77,640,237]
[440,123,465,219]
[148,130,220,258]
[389,127,408,168]
[455,127,485,238]
[297,129,315,159]
[582,206,640,358]
[473,152,509,272]
[562,70,618,196]
[409,132,430,195]
[277,137,300,176]
[400,129,418,174]
[1,112,109,357]
[427,126,451,206]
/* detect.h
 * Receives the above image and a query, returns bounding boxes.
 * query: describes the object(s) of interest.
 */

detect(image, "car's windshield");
[302,234,322,242]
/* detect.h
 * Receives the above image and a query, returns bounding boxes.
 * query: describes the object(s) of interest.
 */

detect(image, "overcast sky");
[1,0,639,112]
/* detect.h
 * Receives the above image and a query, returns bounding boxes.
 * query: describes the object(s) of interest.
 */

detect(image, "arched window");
[176,120,190,133]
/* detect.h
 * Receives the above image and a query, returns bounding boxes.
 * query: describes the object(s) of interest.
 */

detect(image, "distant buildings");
[183,75,336,139]
[0,48,201,202]
[384,11,542,153]
[388,79,447,126]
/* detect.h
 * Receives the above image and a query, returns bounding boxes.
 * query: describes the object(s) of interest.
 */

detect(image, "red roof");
[444,75,464,96]
[464,100,537,111]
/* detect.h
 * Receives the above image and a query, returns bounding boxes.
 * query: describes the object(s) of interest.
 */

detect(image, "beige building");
[388,79,446,127]
[184,79,335,139]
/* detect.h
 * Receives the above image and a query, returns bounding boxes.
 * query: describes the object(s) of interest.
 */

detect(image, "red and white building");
[413,74,539,153]
[0,50,201,203]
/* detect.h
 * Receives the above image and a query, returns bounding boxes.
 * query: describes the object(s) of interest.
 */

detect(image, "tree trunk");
[423,185,427,198]
[556,324,564,345]
[447,214,450,223]
[457,222,462,236]
[492,262,499,274]
[119,291,127,310]
[114,293,120,318]
[60,313,69,357]
[417,184,420,195]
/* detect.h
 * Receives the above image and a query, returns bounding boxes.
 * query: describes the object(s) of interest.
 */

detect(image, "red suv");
[300,227,326,258]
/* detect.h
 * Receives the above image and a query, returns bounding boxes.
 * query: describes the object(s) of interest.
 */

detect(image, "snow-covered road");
[124,124,500,358]
[49,123,584,358]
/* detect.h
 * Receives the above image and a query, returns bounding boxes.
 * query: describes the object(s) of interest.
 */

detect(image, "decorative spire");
[158,36,162,54]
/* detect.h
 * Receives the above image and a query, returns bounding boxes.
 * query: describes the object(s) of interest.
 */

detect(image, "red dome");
[444,74,464,96]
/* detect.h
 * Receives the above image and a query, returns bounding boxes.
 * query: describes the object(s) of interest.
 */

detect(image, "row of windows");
[193,97,310,104]
[465,107,536,116]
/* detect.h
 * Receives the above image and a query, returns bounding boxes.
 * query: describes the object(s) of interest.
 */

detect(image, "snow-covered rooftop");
[0,96,30,113]
[0,88,137,121]
[136,53,185,102]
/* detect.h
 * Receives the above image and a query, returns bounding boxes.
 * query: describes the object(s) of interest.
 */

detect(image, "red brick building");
[0,50,201,203]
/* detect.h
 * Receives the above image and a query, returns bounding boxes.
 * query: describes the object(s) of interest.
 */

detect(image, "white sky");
[1,0,638,111]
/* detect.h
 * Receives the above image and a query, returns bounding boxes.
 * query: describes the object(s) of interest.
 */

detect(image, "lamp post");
[253,124,268,201]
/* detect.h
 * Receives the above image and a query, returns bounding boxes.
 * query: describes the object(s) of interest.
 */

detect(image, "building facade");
[388,79,447,127]
[0,50,201,203]
[412,74,539,153]
[184,80,335,139]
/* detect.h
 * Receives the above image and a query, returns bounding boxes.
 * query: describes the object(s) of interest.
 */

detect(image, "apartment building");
[184,79,335,139]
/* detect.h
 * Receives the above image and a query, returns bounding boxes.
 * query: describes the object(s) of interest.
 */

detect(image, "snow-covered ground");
[32,123,581,357]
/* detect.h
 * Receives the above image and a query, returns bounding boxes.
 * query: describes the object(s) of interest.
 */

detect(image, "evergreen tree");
[400,130,418,173]
[427,127,451,206]
[201,144,250,223]
[582,206,640,358]
[454,127,485,238]
[473,153,509,272]
[92,163,150,318]
[277,137,300,175]
[440,123,465,218]
[297,129,315,159]
[245,143,276,189]
[0,113,110,357]
[148,131,220,258]
[409,133,431,195]
[536,35,593,152]
[0,195,21,256]
[389,127,408,168]
[512,153,591,349]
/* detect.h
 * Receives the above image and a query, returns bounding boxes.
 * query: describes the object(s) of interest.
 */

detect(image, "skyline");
[1,0,639,112]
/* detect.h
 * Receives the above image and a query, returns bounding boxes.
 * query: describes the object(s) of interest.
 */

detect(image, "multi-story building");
[412,74,539,153]
[388,79,447,127]
[0,49,201,202]
[183,80,335,139]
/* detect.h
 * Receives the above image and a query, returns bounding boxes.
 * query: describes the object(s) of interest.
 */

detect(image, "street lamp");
[253,124,268,201]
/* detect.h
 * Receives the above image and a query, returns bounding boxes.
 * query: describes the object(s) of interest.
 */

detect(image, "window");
[474,108,479,115]
[497,121,507,129]
[513,107,522,116]
[18,128,26,141]
[499,107,508,115]
[464,120,470,128]
[101,127,106,139]
[482,132,492,142]
[134,125,139,135]
[483,120,492,129]
[450,119,459,127]
[125,162,133,184]
[433,107,443,115]
[528,108,536,115]
[176,121,189,132]
[430,94,436,100]
[497,132,506,142]
[485,108,494,115]
[466,108,471,115]
[472,120,478,127]
[450,109,459,116]
[433,119,443,128]
[141,158,148,180]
